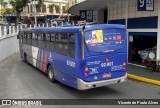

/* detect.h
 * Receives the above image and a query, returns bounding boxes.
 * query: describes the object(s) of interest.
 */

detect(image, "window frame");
[32,33,38,47]
[69,33,76,58]
[26,32,32,45]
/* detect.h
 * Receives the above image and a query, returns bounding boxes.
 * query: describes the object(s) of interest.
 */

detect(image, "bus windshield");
[84,29,126,52]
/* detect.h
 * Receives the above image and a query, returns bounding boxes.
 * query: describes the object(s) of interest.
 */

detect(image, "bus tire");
[24,53,29,65]
[24,53,28,62]
[48,65,56,82]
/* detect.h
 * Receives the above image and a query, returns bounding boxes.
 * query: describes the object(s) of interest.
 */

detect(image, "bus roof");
[84,24,126,31]
[23,24,125,33]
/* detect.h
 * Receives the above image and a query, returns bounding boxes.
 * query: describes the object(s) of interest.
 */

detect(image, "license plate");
[103,73,111,78]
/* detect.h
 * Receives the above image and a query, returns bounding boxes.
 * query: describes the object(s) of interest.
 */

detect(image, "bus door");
[83,29,127,82]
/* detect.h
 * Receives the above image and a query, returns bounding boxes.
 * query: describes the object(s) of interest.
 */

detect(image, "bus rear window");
[84,29,126,52]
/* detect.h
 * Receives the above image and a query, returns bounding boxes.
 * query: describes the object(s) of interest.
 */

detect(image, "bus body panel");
[82,53,127,82]
[52,53,77,79]
[19,24,127,90]
[20,44,77,88]
[54,69,77,88]
[21,44,47,72]
[80,27,127,82]
[20,34,78,88]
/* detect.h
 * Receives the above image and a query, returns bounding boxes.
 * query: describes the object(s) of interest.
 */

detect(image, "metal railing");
[0,25,19,37]
[0,23,58,37]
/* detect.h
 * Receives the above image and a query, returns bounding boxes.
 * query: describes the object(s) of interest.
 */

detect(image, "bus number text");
[101,62,114,67]
[67,60,75,67]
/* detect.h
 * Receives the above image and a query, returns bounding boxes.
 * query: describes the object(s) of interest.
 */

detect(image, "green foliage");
[9,0,42,25]
[0,1,11,15]
[9,0,42,14]
[0,1,8,8]
[36,0,42,8]
[9,0,30,14]
[5,8,13,14]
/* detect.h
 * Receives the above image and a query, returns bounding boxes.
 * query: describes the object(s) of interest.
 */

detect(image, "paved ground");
[128,64,160,81]
[0,53,160,108]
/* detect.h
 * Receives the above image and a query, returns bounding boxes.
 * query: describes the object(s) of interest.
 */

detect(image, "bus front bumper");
[77,73,127,90]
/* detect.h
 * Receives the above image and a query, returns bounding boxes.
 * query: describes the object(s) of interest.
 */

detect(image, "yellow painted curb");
[127,74,160,86]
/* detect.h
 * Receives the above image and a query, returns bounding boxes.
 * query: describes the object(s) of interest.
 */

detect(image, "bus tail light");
[116,35,121,41]
[84,72,88,77]
[85,67,89,71]
[123,67,126,71]
[106,58,109,62]
[123,62,127,66]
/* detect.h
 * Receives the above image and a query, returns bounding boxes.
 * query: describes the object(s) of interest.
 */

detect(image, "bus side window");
[22,33,27,44]
[61,34,68,56]
[37,33,45,49]
[32,33,38,47]
[56,34,68,56]
[19,32,23,43]
[51,34,56,51]
[46,33,51,50]
[69,34,75,58]
[46,33,55,51]
[27,33,32,45]
[56,34,61,54]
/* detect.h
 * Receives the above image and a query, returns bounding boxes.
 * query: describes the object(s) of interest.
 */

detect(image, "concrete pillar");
[42,24,45,27]
[4,27,7,35]
[0,26,1,37]
[9,26,12,34]
[13,26,15,34]
[125,0,128,28]
[30,24,32,28]
[17,26,19,33]
[38,24,40,27]
[107,5,110,24]
[46,23,48,28]
[157,0,160,59]
[20,25,22,29]
[97,9,104,24]
[128,35,133,62]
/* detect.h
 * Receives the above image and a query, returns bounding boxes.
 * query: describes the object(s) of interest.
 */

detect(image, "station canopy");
[68,0,119,15]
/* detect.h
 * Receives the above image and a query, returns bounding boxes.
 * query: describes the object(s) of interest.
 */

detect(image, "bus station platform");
[127,64,160,86]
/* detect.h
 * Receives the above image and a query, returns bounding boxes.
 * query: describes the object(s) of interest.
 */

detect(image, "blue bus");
[18,24,127,90]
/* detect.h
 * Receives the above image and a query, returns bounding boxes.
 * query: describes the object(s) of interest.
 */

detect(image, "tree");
[9,0,42,25]
[2,1,13,15]
[9,0,29,25]
[0,0,8,21]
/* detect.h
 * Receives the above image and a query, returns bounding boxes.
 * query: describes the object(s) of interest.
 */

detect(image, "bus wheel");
[48,65,55,82]
[24,53,28,62]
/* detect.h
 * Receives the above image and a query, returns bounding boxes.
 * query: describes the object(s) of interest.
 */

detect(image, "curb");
[127,74,160,86]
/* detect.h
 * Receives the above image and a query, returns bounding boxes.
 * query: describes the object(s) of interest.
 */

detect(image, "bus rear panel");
[77,26,127,90]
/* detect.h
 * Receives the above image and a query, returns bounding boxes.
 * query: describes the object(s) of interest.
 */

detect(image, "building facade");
[68,0,76,8]
[68,0,160,64]
[22,0,68,21]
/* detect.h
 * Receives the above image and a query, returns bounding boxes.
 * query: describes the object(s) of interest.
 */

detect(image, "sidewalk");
[127,64,160,86]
